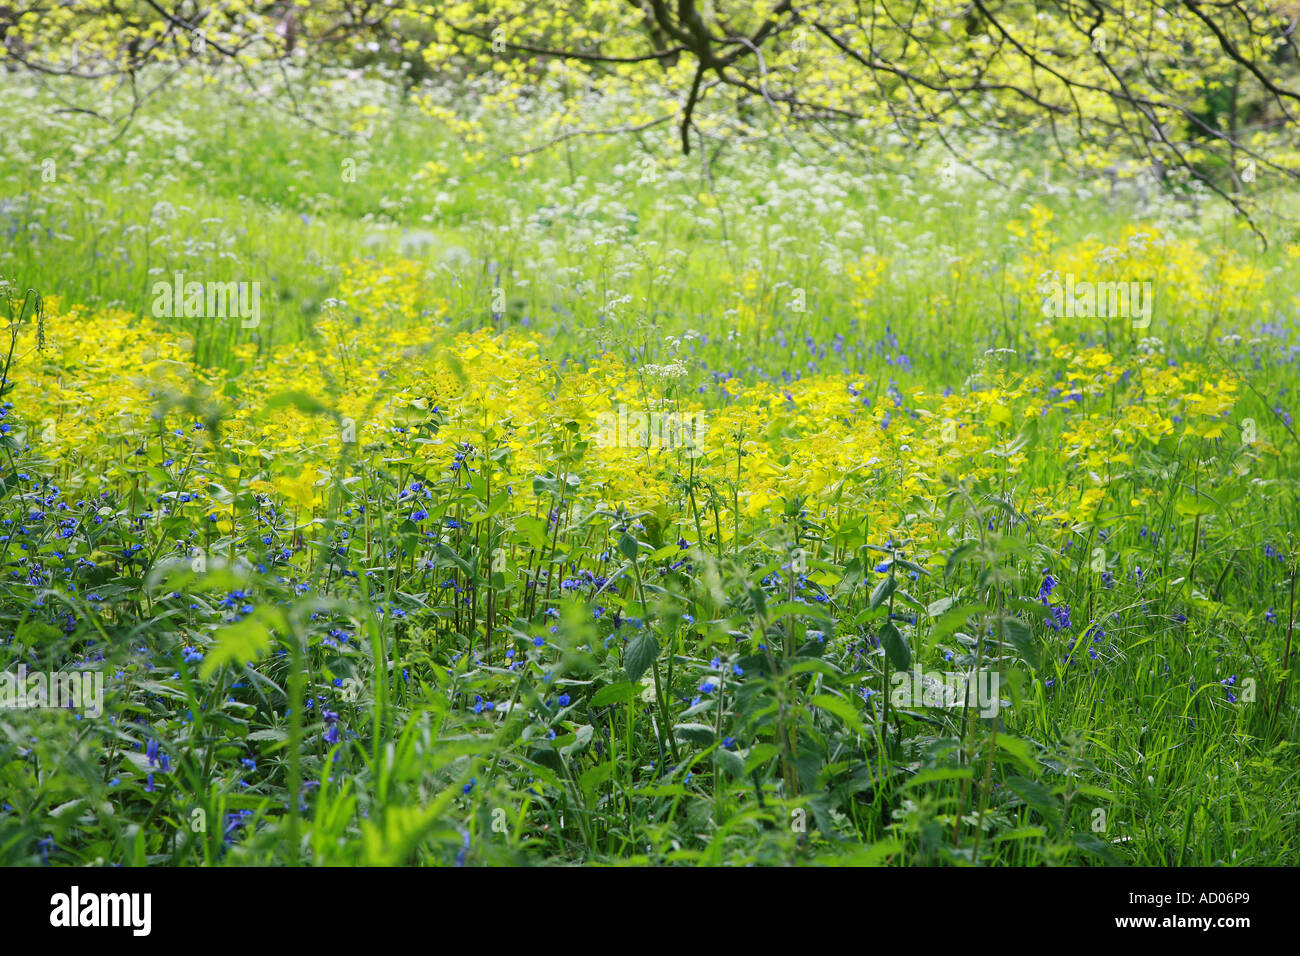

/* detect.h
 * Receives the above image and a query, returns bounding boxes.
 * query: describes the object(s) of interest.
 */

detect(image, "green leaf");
[559,723,593,757]
[1174,494,1217,517]
[714,748,746,778]
[433,544,473,575]
[893,589,926,611]
[673,723,715,745]
[744,743,780,773]
[617,532,640,562]
[870,573,897,610]
[515,515,549,549]
[929,603,988,642]
[1005,775,1057,815]
[247,729,288,743]
[879,621,911,671]
[1071,832,1121,864]
[623,633,660,682]
[927,596,956,617]
[591,681,642,706]
[904,767,975,789]
[16,618,63,646]
[995,735,1038,775]
[833,557,864,598]
[785,659,843,679]
[1000,616,1039,670]
[200,606,287,679]
[579,761,614,801]
[945,541,978,578]
[892,557,930,577]
[810,693,866,733]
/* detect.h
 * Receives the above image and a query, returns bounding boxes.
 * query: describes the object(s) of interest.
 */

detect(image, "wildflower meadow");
[0,2,1298,903]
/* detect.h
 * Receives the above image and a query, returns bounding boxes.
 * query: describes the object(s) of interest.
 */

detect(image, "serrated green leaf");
[623,633,660,682]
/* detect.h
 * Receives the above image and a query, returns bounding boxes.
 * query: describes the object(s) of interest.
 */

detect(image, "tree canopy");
[5,2,1300,233]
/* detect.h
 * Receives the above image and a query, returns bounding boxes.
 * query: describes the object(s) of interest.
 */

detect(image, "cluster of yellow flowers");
[1009,212,1266,344]
[11,256,1267,560]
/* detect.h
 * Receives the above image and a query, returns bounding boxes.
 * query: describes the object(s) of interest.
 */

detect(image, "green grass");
[1,63,1298,866]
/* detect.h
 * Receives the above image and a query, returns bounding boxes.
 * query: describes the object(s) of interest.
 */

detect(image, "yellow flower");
[280,471,321,512]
